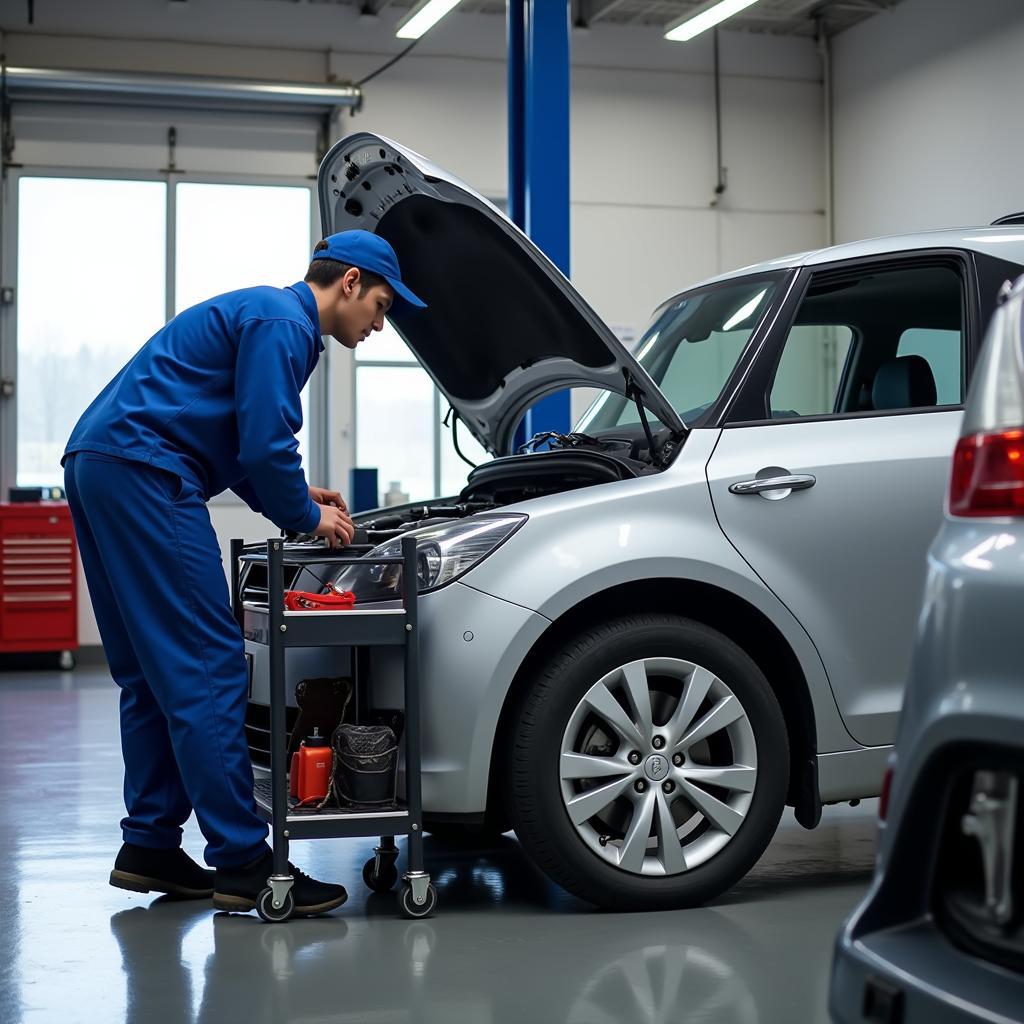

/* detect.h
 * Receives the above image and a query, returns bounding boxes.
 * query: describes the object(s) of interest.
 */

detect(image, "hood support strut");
[623,369,684,468]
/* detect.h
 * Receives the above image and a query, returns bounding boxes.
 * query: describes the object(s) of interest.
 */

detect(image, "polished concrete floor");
[1,666,878,1024]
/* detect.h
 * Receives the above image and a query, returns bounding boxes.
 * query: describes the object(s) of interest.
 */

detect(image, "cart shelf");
[252,778,414,840]
[241,601,410,648]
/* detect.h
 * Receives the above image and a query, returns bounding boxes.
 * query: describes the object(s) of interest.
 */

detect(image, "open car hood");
[317,133,684,455]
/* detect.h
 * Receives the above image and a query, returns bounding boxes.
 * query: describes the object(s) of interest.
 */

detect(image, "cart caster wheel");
[398,882,437,919]
[58,650,76,671]
[257,886,294,923]
[363,857,398,893]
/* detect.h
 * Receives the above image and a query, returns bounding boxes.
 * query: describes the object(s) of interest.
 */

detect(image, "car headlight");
[328,515,527,602]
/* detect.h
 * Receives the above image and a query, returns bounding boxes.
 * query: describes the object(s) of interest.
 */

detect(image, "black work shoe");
[110,842,215,900]
[212,850,348,917]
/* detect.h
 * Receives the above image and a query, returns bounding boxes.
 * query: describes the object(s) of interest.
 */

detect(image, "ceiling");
[336,0,904,38]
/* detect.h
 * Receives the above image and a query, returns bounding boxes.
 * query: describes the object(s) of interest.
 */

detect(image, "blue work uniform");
[62,281,324,867]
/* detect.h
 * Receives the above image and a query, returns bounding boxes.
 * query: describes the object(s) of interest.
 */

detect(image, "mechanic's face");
[331,269,393,349]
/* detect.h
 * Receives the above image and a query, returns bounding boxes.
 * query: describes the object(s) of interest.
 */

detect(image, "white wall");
[832,0,1024,241]
[0,2,826,644]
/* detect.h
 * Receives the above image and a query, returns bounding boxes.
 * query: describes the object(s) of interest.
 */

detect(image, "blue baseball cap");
[310,230,426,311]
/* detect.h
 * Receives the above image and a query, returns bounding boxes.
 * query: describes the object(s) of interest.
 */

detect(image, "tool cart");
[231,535,435,922]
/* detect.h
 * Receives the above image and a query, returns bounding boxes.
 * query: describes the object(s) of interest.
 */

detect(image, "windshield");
[576,273,783,431]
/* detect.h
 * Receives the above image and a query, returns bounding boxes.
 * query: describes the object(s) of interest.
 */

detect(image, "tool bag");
[287,676,353,760]
[323,723,399,807]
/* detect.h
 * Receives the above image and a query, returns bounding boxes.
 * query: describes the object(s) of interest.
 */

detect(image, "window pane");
[356,366,435,504]
[17,177,166,486]
[770,325,854,417]
[578,278,778,431]
[175,183,311,311]
[897,328,962,405]
[653,328,751,422]
[355,319,416,362]
[775,264,963,418]
[175,183,314,466]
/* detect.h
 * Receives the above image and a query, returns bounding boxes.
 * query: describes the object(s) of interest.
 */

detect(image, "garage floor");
[1,666,877,1024]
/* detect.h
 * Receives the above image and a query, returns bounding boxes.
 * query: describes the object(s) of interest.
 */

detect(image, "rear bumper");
[829,730,1024,1023]
[831,921,1024,1024]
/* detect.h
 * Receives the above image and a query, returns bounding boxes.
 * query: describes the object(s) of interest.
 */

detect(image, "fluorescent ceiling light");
[664,0,762,42]
[396,0,462,40]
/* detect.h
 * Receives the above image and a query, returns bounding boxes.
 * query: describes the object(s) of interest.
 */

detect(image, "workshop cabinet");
[0,503,78,661]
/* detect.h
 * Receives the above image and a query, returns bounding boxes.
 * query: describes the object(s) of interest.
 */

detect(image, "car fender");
[465,430,857,758]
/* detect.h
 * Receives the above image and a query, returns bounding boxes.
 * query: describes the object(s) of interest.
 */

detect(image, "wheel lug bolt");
[662,781,675,794]
[652,736,665,750]
[628,751,641,765]
[672,753,684,767]
[634,780,647,793]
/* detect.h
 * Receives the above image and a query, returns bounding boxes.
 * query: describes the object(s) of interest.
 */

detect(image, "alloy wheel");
[559,657,757,877]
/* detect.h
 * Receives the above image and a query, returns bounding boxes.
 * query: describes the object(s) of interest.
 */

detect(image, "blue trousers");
[64,452,268,867]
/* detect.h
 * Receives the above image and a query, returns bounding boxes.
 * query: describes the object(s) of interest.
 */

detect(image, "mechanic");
[61,230,426,917]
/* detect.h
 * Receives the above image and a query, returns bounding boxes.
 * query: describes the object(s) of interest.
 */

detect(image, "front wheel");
[507,614,788,911]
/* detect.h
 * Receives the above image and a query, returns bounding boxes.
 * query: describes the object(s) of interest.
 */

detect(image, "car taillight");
[878,766,894,822]
[949,429,1024,517]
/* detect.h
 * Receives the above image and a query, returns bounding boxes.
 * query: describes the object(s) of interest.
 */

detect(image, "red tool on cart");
[283,584,356,611]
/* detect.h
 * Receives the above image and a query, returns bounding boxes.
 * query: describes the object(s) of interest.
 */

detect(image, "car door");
[705,254,973,747]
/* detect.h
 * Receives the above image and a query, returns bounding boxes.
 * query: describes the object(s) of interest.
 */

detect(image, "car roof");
[692,225,1024,290]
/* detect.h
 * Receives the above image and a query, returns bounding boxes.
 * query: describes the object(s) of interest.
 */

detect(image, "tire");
[507,614,788,911]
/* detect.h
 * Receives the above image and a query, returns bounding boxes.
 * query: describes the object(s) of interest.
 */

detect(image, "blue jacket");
[64,281,323,534]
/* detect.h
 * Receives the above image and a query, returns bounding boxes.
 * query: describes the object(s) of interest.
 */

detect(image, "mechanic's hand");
[313,503,355,549]
[309,485,347,512]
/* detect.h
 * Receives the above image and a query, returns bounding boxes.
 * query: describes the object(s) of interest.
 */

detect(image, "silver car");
[242,132,1024,910]
[830,275,1024,1020]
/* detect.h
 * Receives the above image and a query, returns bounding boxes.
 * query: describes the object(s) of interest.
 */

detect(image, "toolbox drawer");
[0,502,78,654]
[0,511,71,537]
[1,602,75,643]
[1,539,74,566]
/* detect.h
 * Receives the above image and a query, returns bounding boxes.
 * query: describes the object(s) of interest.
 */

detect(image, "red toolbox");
[0,502,78,665]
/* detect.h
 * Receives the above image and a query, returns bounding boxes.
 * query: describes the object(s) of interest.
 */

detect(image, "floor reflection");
[107,898,775,1024]
[4,669,878,1024]
[567,929,760,1024]
[103,831,874,1024]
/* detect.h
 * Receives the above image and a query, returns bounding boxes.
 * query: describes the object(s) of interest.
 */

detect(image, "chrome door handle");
[729,474,816,496]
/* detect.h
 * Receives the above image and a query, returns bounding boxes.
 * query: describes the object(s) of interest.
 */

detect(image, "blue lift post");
[508,0,572,451]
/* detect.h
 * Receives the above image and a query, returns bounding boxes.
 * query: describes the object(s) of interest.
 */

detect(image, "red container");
[0,502,78,657]
[295,732,333,806]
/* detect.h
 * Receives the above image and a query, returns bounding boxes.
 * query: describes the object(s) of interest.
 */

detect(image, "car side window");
[770,325,854,417]
[896,328,962,405]
[767,262,964,420]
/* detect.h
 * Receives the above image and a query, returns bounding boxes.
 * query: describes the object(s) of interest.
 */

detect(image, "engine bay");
[237,425,682,607]
[354,426,680,544]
